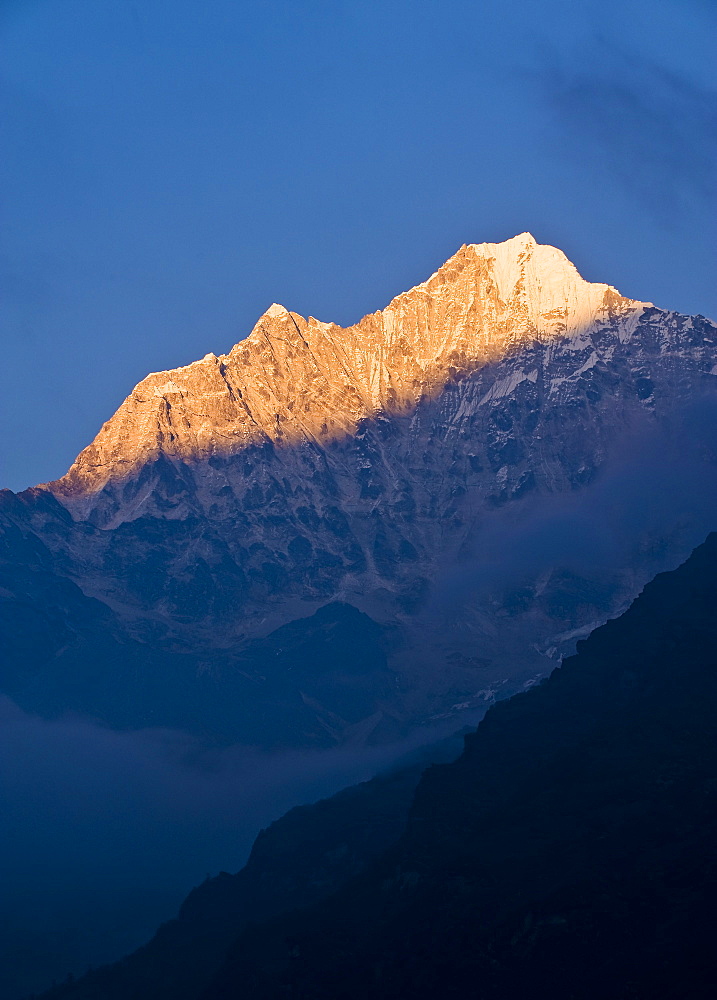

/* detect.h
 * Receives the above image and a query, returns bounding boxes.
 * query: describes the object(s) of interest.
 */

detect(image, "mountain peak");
[471,230,537,250]
[48,236,649,511]
[263,302,290,318]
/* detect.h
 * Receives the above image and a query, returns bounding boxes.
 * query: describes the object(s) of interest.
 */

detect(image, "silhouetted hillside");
[200,532,717,999]
[36,734,465,1000]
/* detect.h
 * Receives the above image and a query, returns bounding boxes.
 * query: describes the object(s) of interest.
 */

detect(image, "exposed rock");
[50,233,643,515]
[1,234,716,744]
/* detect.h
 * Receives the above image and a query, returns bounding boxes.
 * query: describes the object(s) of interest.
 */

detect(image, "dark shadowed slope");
[197,532,717,999]
[37,733,465,1000]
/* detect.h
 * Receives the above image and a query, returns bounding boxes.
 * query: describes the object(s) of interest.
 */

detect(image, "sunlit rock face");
[2,234,716,746]
[51,234,642,518]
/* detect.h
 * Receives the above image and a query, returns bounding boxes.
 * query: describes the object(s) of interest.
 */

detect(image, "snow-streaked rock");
[48,234,645,518]
[1,235,715,746]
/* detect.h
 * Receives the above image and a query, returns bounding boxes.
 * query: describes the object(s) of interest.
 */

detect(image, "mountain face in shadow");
[41,533,717,1000]
[197,531,717,999]
[2,235,717,746]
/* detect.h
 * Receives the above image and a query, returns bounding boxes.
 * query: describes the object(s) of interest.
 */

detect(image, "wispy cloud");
[431,397,717,608]
[535,35,717,223]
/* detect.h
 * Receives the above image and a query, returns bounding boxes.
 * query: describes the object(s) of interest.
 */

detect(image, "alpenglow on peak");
[49,235,646,506]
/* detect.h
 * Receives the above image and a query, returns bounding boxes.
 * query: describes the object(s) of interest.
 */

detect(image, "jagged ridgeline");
[1,234,716,745]
[42,535,717,999]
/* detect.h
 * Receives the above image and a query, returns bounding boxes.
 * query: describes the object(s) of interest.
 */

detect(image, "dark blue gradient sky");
[2,0,715,491]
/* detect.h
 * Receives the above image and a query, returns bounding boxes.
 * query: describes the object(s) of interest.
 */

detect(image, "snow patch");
[480,368,537,405]
[617,304,649,343]
[550,351,599,393]
[265,303,289,318]
[153,381,184,396]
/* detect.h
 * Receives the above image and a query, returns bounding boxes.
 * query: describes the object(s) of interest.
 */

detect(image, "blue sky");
[2,0,715,491]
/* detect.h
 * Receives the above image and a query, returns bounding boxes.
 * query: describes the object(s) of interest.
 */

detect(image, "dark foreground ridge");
[36,734,465,1000]
[42,533,717,998]
[201,532,717,999]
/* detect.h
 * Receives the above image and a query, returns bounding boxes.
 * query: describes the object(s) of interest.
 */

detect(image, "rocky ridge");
[50,233,642,522]
[1,234,716,745]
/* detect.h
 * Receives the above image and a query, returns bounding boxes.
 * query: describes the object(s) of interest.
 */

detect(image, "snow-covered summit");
[50,235,654,512]
[264,302,290,318]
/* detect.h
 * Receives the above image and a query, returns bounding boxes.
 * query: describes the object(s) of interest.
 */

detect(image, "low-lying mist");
[0,697,481,1000]
[3,400,716,1000]
[433,398,717,613]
